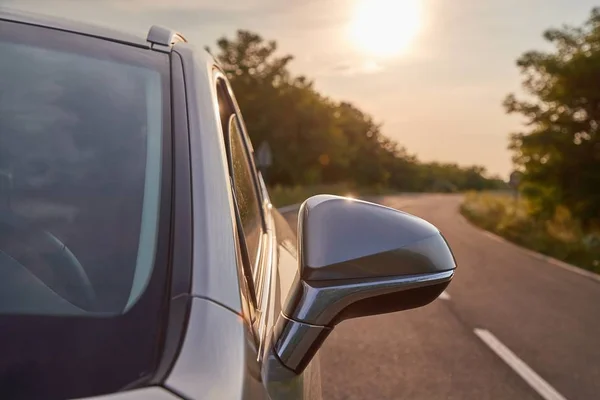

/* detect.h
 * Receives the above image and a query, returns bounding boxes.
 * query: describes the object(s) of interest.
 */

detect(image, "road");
[282,194,600,400]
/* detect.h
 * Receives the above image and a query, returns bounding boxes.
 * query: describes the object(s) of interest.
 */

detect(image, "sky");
[1,0,598,178]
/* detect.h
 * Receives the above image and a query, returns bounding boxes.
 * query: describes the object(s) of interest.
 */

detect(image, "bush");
[268,183,394,207]
[268,183,357,208]
[460,192,600,274]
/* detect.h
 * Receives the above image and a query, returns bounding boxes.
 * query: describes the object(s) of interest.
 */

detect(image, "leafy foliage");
[461,192,600,273]
[505,8,600,227]
[209,30,505,192]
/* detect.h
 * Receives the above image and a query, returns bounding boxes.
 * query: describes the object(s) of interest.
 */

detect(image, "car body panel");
[165,297,265,400]
[172,43,244,314]
[261,209,322,400]
[168,42,322,398]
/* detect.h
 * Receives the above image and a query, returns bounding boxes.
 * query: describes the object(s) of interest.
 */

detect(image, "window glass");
[0,34,163,315]
[228,115,263,268]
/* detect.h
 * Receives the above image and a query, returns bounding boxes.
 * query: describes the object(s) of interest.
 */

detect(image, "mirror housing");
[273,195,456,373]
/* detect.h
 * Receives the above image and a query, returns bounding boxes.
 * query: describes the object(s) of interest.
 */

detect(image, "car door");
[215,75,322,400]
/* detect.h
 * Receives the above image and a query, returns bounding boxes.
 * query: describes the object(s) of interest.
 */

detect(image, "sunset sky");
[2,0,598,178]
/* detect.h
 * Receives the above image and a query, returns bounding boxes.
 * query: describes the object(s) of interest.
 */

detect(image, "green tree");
[505,8,600,226]
[210,30,503,193]
[209,30,349,185]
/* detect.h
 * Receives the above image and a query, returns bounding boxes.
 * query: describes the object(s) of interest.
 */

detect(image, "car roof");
[0,7,150,49]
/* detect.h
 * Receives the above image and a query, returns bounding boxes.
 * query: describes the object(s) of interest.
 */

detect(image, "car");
[0,9,457,400]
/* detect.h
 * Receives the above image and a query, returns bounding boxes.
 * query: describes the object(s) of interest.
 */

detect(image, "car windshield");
[0,29,162,315]
[0,20,172,399]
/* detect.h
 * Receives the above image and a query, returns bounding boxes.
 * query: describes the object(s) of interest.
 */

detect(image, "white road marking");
[438,291,450,300]
[474,329,568,400]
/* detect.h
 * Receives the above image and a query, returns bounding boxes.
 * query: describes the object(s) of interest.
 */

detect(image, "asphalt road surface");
[282,194,600,400]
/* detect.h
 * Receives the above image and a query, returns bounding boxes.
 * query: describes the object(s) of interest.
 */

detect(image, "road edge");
[459,214,600,284]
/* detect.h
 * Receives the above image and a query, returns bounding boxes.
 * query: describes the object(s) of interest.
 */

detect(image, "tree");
[210,30,502,192]
[209,30,349,185]
[505,8,600,226]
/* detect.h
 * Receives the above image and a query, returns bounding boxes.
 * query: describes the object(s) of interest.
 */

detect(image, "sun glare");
[349,0,422,57]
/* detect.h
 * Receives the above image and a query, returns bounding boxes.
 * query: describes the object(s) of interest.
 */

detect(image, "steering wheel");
[0,210,97,310]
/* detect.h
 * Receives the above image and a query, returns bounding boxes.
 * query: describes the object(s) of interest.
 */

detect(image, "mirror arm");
[274,269,454,373]
[286,269,454,327]
[273,315,331,374]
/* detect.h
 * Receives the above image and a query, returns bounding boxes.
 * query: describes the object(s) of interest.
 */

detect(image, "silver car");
[0,9,457,400]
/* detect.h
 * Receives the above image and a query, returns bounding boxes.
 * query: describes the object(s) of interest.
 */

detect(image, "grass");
[268,183,394,208]
[460,192,600,274]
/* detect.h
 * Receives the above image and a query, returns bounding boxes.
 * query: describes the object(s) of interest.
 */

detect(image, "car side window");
[228,115,263,270]
[217,79,264,274]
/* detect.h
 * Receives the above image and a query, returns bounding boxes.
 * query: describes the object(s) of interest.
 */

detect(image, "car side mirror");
[273,195,456,373]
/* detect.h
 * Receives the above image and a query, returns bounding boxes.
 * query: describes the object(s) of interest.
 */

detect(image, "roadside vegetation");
[268,183,395,208]
[461,192,600,273]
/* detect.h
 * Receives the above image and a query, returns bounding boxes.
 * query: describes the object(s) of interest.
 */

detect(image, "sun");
[349,0,422,57]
